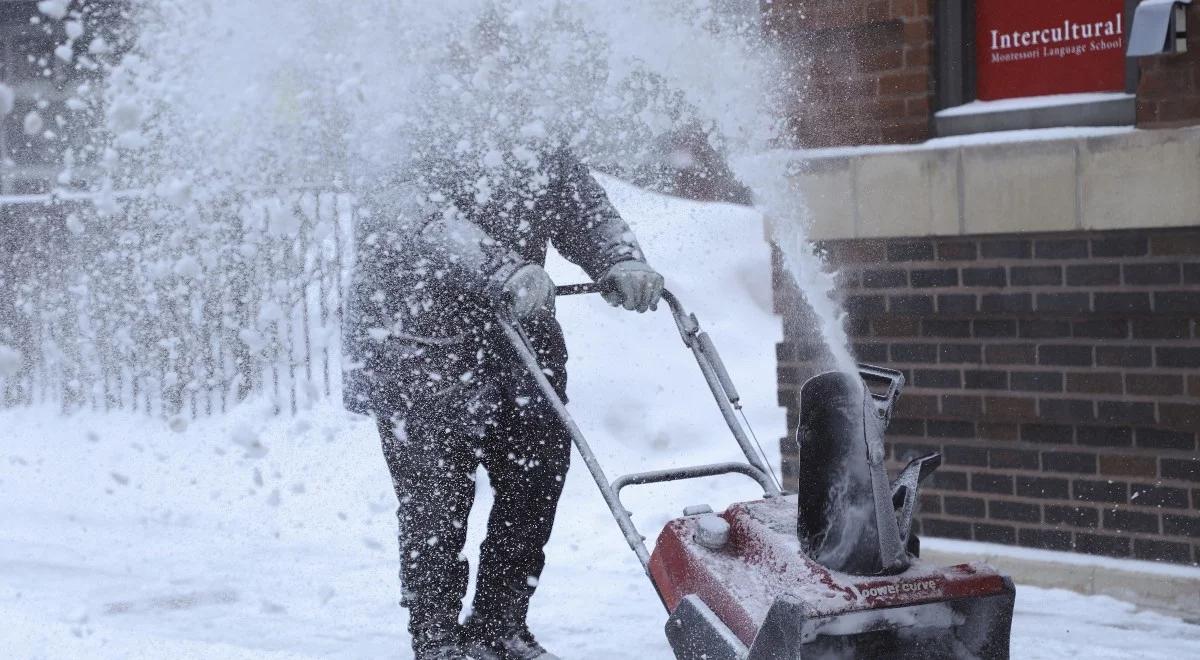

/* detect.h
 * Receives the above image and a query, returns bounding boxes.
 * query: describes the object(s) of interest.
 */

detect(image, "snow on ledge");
[922,537,1200,579]
[935,92,1135,118]
[781,125,1136,162]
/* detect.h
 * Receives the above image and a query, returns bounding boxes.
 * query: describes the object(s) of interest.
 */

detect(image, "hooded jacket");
[343,144,646,416]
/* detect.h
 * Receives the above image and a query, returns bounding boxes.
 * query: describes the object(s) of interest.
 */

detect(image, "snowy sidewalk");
[3,182,1198,658]
[1,405,1199,659]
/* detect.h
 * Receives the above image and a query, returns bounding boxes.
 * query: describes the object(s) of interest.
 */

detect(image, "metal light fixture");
[1128,0,1192,56]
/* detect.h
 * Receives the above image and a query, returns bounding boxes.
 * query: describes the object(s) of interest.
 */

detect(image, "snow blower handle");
[555,282,771,481]
[499,284,779,579]
[557,284,739,405]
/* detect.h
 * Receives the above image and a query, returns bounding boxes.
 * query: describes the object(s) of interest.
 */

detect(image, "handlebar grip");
[555,283,603,297]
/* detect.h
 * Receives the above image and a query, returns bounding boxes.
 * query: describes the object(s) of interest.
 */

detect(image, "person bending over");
[345,143,664,659]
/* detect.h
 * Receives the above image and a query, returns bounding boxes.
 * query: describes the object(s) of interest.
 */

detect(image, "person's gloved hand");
[503,264,556,320]
[599,260,664,313]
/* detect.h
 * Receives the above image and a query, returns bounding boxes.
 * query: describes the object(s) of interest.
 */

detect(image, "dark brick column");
[777,227,1200,565]
[1136,3,1200,129]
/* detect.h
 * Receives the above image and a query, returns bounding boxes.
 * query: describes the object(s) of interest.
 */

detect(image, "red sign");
[975,0,1126,101]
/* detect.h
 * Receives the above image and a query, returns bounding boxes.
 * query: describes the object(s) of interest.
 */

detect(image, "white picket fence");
[0,189,355,417]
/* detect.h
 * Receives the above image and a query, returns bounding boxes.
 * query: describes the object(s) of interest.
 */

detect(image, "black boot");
[461,614,559,660]
[412,626,469,660]
[409,605,469,660]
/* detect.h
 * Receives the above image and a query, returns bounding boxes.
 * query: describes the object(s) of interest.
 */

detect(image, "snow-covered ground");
[3,182,1199,658]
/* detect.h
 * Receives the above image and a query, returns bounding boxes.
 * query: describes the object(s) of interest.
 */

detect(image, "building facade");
[769,0,1200,565]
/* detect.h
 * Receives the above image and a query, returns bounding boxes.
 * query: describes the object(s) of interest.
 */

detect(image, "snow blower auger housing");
[499,283,1015,660]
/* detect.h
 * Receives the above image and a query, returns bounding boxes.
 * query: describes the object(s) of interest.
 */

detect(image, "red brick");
[810,74,877,99]
[978,423,1019,441]
[904,95,931,118]
[1066,372,1123,395]
[1158,97,1200,125]
[1137,99,1160,124]
[1099,455,1158,479]
[984,396,1037,420]
[1104,509,1160,534]
[904,44,931,67]
[1126,374,1183,397]
[878,70,927,96]
[885,118,930,143]
[1043,451,1098,474]
[986,344,1036,365]
[901,17,931,42]
[895,394,939,417]
[1134,539,1192,563]
[875,98,909,120]
[922,517,971,539]
[859,46,904,73]
[1075,533,1130,558]
[937,240,978,261]
[1160,403,1200,429]
[1040,398,1097,423]
[1149,232,1200,256]
[890,0,922,16]
[825,240,887,264]
[942,394,983,418]
[1138,66,1195,97]
[872,318,920,337]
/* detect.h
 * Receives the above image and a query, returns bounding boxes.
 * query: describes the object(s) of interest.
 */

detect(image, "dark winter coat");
[343,144,646,416]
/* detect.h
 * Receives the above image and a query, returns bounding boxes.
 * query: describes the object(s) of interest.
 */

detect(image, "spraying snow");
[765,213,856,374]
[0,0,856,412]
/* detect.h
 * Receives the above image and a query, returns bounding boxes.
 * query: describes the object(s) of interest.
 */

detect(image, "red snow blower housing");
[500,284,1015,659]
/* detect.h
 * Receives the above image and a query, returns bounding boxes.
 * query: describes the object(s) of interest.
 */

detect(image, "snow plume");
[734,150,857,375]
[767,212,857,375]
[4,0,854,414]
[101,0,779,191]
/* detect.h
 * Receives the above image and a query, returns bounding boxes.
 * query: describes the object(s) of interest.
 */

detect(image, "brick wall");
[763,2,1200,143]
[776,227,1200,565]
[762,0,935,148]
[1136,3,1200,129]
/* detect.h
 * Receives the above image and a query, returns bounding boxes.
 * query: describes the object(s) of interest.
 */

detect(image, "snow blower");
[498,283,1015,659]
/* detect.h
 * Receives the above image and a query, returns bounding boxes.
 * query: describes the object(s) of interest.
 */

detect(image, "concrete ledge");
[922,538,1200,620]
[787,126,1200,241]
[936,94,1136,137]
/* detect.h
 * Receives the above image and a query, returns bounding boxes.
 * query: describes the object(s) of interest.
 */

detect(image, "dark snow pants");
[376,383,572,639]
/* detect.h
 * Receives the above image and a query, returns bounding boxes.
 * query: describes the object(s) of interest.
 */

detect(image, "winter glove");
[502,264,556,320]
[599,260,664,313]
